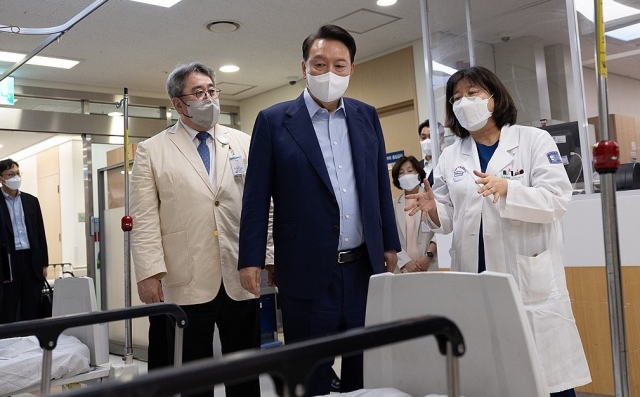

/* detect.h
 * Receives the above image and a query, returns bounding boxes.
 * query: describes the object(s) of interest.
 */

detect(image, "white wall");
[583,67,640,119]
[562,191,640,266]
[17,156,38,195]
[238,83,304,135]
[58,140,87,272]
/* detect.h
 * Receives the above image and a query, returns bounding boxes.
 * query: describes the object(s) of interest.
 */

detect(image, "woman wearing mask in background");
[406,66,590,396]
[391,156,437,273]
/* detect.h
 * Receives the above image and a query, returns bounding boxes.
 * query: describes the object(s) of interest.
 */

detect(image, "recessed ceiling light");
[219,65,240,73]
[108,112,123,117]
[0,51,78,69]
[206,20,241,33]
[130,0,181,7]
[377,0,397,6]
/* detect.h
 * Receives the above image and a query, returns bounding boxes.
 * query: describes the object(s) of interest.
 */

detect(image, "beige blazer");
[393,186,437,271]
[130,122,271,305]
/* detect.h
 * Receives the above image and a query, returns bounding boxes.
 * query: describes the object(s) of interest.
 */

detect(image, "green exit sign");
[0,77,15,105]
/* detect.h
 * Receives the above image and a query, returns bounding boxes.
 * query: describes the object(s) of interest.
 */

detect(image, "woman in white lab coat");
[406,66,591,396]
[390,156,437,273]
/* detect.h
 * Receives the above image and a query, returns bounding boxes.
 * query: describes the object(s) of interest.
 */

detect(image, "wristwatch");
[426,251,434,258]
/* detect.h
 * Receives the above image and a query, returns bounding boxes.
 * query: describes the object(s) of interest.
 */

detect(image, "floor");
[12,353,608,397]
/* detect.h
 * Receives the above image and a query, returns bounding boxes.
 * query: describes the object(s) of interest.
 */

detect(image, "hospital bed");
[0,277,187,396]
[53,271,545,397]
[55,315,465,397]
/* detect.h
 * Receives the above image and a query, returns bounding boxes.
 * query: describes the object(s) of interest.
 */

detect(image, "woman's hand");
[474,170,508,203]
[405,178,437,223]
[401,261,423,273]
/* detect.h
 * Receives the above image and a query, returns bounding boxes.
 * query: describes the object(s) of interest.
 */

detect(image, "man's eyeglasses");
[3,172,21,179]
[178,88,221,101]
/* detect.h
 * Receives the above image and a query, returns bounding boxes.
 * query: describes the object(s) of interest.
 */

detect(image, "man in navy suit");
[0,159,49,323]
[238,24,400,396]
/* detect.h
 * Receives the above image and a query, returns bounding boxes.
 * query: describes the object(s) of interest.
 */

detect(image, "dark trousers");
[551,389,576,397]
[0,250,41,323]
[279,252,372,396]
[147,284,261,397]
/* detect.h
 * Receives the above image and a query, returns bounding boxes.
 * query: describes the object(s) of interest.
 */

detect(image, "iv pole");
[117,88,134,364]
[592,0,630,395]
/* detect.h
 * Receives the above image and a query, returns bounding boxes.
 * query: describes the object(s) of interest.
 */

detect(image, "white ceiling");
[3,0,640,98]
[2,0,640,156]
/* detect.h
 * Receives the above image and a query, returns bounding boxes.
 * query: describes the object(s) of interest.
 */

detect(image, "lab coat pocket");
[161,231,193,287]
[515,249,556,303]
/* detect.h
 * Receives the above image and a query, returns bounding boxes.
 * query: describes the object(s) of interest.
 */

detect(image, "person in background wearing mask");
[405,66,591,396]
[130,62,270,397]
[0,159,49,323]
[418,119,435,186]
[391,156,437,273]
[238,24,400,396]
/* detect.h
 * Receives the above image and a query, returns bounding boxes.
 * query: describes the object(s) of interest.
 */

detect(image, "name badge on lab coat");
[230,155,246,176]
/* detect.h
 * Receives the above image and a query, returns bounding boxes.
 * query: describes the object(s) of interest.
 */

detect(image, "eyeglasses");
[448,88,490,105]
[3,172,21,179]
[178,88,221,101]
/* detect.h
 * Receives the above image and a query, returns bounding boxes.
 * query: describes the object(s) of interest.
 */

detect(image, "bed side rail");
[0,303,188,396]
[66,314,465,397]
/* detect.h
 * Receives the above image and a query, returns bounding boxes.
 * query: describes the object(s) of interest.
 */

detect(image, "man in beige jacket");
[130,62,270,397]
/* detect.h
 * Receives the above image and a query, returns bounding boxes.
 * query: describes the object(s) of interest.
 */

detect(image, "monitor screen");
[540,121,584,184]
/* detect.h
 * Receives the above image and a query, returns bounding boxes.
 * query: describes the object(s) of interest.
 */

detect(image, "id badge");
[229,155,246,176]
[421,222,430,233]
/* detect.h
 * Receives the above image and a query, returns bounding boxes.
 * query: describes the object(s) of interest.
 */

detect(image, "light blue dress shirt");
[2,190,30,250]
[303,89,363,250]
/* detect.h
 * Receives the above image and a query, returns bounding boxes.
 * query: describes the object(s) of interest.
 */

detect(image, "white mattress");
[0,333,90,395]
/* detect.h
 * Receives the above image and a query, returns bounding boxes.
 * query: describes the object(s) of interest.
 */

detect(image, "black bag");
[39,279,53,318]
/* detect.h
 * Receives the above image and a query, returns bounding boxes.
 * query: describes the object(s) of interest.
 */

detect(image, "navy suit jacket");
[0,192,48,281]
[239,93,401,299]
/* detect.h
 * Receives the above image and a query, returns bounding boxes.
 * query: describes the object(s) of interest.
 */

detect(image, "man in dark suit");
[0,159,49,323]
[238,25,400,396]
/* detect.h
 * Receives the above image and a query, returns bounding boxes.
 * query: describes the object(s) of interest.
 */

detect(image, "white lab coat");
[426,124,591,392]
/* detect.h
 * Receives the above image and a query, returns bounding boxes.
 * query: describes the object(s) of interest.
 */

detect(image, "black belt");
[337,244,366,264]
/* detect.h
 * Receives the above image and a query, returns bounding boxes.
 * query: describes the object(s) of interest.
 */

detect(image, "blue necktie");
[196,131,210,175]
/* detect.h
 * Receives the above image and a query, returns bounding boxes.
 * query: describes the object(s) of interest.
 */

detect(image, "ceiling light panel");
[575,0,640,23]
[130,0,181,8]
[0,52,78,69]
[606,22,640,41]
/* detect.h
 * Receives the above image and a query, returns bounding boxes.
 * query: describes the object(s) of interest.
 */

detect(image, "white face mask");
[398,174,420,191]
[452,95,493,132]
[185,98,220,130]
[306,72,350,103]
[420,138,432,158]
[3,176,21,190]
